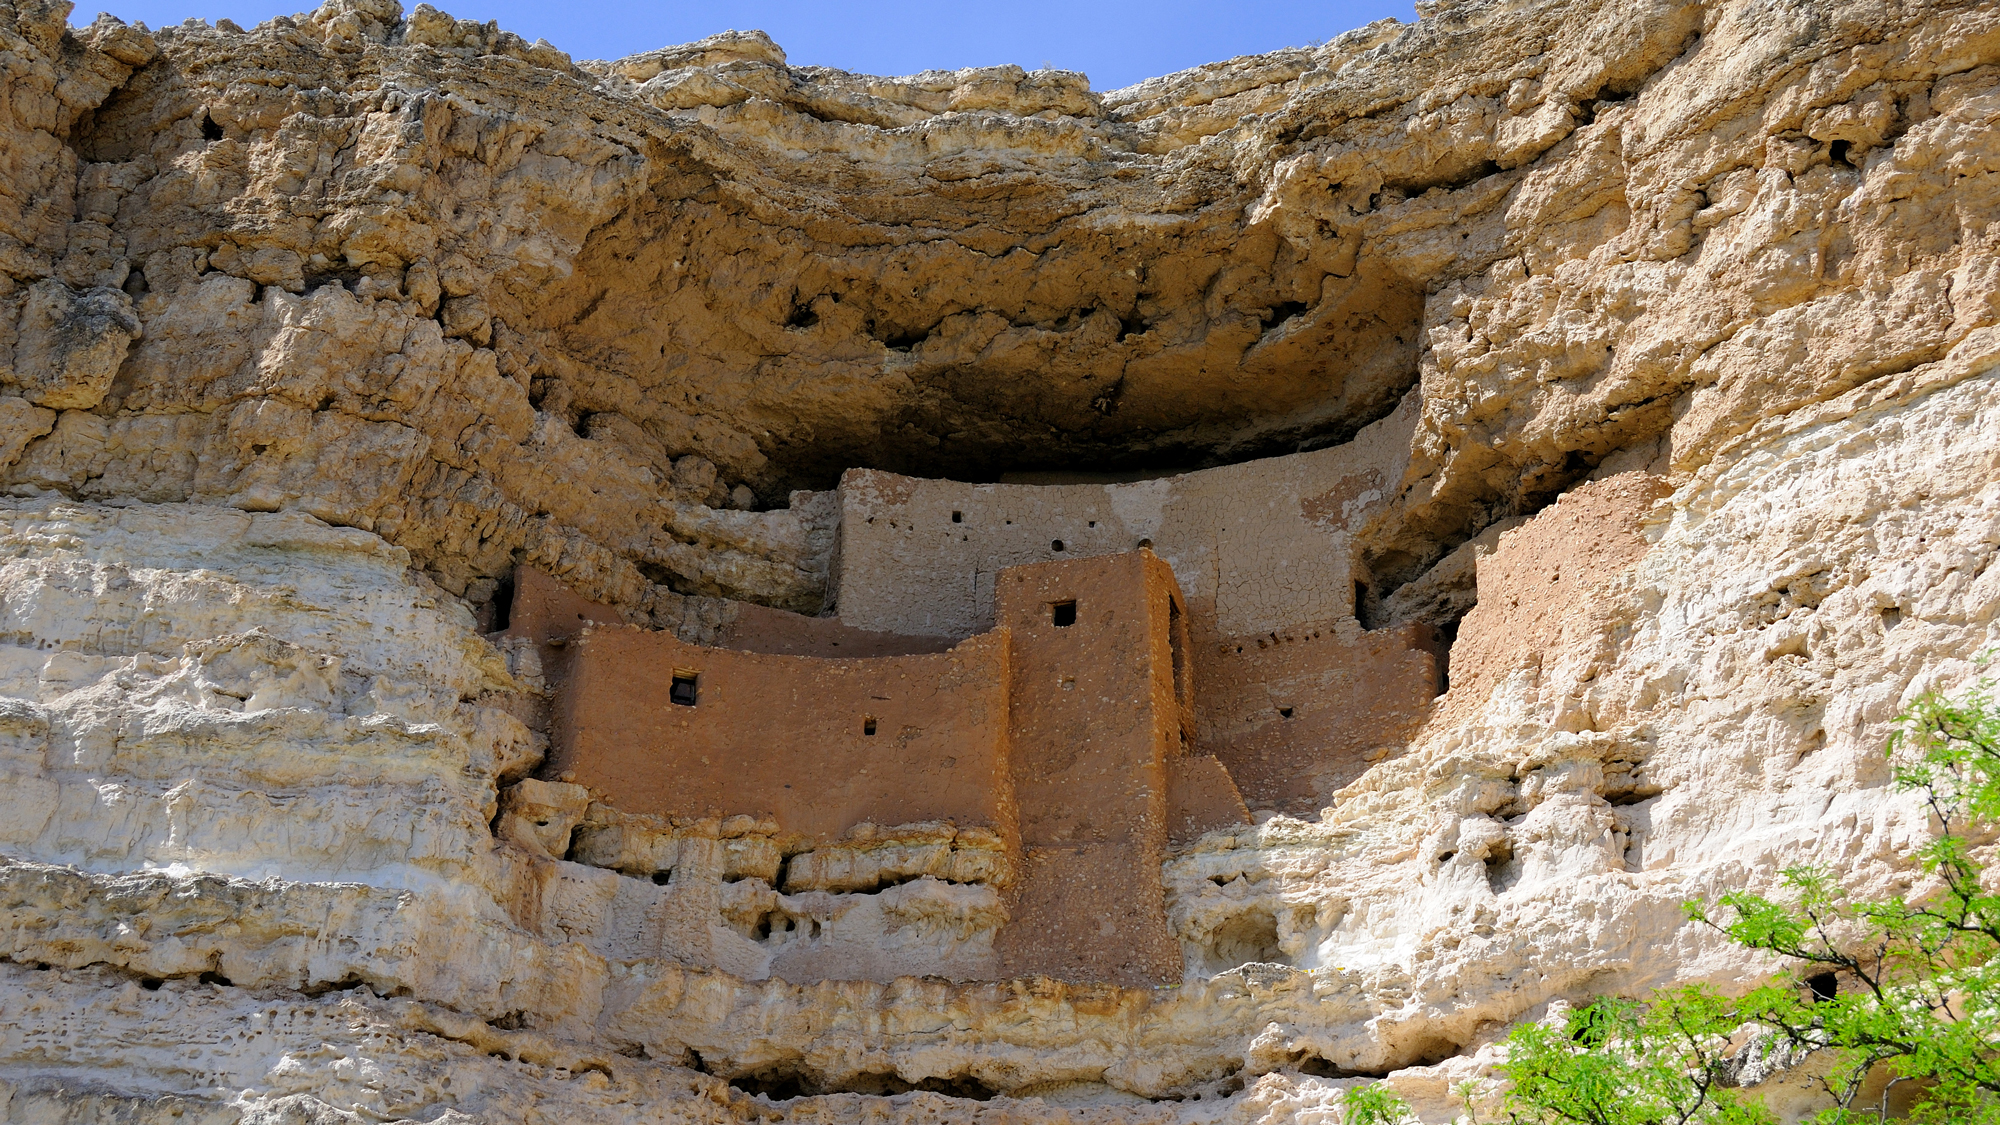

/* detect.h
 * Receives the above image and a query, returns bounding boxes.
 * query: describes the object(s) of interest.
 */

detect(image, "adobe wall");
[1197,622,1439,815]
[548,627,1015,844]
[712,601,956,658]
[991,550,1210,985]
[535,548,1245,985]
[1442,472,1673,718]
[831,394,1419,644]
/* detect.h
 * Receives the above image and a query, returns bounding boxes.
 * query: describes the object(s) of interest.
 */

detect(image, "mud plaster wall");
[1442,472,1675,723]
[992,551,1199,985]
[831,395,1419,644]
[1200,621,1440,815]
[549,626,1015,843]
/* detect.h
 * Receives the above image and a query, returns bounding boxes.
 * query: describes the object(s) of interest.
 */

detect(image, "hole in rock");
[199,971,233,987]
[951,510,962,523]
[200,111,223,141]
[1297,1056,1389,1080]
[1807,972,1839,1003]
[842,1073,998,1100]
[863,717,877,736]
[1260,301,1310,333]
[1829,139,1854,167]
[1051,600,1077,627]
[730,1068,809,1101]
[1484,837,1517,894]
[651,871,672,885]
[302,269,361,293]
[1051,539,1065,552]
[1201,908,1282,972]
[302,974,368,997]
[1881,606,1902,629]
[1278,707,1294,719]
[669,672,699,707]
[139,978,163,991]
[1353,581,1371,629]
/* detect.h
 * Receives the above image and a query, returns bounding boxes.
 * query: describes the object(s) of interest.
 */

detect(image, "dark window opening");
[1432,610,1466,696]
[951,510,963,523]
[1278,707,1294,719]
[1088,520,1097,528]
[1167,596,1191,729]
[1807,972,1838,1003]
[490,574,515,632]
[1051,539,1065,552]
[863,717,877,736]
[1051,600,1077,627]
[669,673,699,707]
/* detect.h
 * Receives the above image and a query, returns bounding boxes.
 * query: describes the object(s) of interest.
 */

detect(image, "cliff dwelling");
[488,430,1458,987]
[1,0,1996,1119]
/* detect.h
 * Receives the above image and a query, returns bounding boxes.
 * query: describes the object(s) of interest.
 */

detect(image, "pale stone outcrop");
[0,0,1995,1118]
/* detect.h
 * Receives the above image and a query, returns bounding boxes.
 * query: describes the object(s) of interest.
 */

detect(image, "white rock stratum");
[0,0,1997,1117]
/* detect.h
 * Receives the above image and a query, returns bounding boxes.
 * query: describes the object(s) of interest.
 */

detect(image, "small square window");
[864,717,878,736]
[1051,600,1077,627]
[669,672,699,707]
[951,511,963,523]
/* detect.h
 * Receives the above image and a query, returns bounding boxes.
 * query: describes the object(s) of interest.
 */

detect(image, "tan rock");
[0,0,1995,1118]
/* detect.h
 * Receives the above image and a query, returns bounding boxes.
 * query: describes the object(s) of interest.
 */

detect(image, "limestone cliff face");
[0,0,1995,1119]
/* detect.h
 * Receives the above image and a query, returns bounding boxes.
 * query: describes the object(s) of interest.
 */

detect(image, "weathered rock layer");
[0,0,1996,1118]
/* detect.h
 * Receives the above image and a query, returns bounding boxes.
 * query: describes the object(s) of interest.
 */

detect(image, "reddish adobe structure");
[551,628,1015,841]
[523,551,1249,985]
[1195,622,1440,815]
[991,551,1210,983]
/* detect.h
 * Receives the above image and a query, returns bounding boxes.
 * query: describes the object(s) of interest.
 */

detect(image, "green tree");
[1344,1081,1420,1125]
[1501,679,2000,1125]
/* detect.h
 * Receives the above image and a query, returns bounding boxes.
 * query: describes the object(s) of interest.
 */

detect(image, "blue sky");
[79,0,1416,91]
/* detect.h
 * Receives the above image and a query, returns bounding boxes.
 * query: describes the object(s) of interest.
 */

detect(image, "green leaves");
[1500,992,1776,1125]
[1343,1082,1420,1125]
[1502,678,2000,1124]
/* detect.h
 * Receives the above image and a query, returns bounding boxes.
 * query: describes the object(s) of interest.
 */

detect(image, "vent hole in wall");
[863,717,877,736]
[952,510,963,523]
[670,673,699,707]
[1051,600,1077,627]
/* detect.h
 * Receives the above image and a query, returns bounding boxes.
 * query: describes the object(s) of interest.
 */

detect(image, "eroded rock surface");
[0,0,1996,1118]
